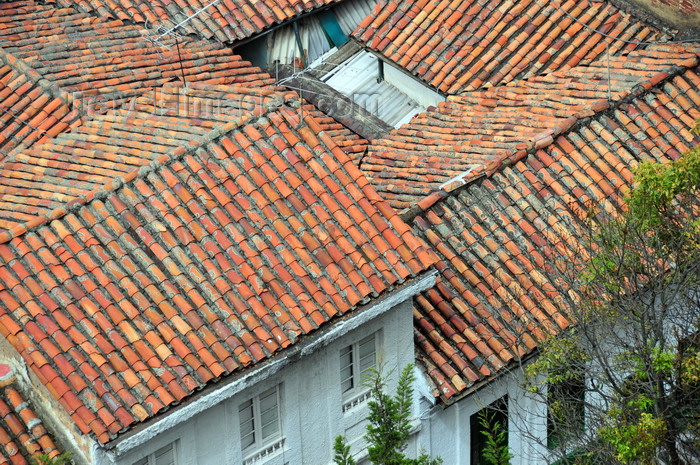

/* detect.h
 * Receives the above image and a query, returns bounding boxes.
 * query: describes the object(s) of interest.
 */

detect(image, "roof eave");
[99,268,438,459]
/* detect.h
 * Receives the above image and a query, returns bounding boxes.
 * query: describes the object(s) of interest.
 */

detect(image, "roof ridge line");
[0,46,84,120]
[399,54,700,222]
[0,89,295,244]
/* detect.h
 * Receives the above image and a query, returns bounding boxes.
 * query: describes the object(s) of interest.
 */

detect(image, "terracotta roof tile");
[0,364,63,465]
[44,0,339,43]
[301,103,370,162]
[363,45,700,210]
[0,82,434,441]
[0,1,274,118]
[407,60,700,401]
[0,50,82,161]
[353,0,669,94]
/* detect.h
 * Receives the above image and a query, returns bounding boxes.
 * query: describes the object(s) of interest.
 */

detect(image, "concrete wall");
[113,298,416,465]
[415,368,551,465]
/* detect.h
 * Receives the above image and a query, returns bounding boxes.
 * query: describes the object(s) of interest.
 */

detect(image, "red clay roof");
[0,82,434,442]
[0,1,274,116]
[0,52,81,161]
[362,46,699,210]
[407,54,700,401]
[303,103,370,161]
[45,0,338,43]
[0,365,63,465]
[0,84,297,232]
[353,0,668,94]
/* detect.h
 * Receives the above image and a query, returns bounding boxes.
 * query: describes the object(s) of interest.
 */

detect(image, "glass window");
[239,386,281,452]
[341,334,376,396]
[132,441,177,465]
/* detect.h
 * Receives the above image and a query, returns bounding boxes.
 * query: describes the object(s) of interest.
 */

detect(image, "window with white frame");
[239,385,284,463]
[340,333,377,411]
[132,441,177,465]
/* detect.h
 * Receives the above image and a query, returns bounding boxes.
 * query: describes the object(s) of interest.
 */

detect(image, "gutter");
[100,269,438,458]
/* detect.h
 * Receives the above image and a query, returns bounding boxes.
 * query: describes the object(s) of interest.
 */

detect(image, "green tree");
[333,435,357,465]
[478,409,513,465]
[525,129,700,465]
[30,452,73,465]
[334,364,442,465]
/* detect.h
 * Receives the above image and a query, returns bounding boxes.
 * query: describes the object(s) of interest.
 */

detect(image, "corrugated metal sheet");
[268,26,300,65]
[304,16,333,64]
[322,51,424,127]
[333,0,379,36]
[268,17,334,66]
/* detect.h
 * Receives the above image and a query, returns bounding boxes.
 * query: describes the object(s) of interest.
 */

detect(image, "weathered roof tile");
[0,80,434,440]
[0,1,274,116]
[354,0,669,94]
[363,46,700,209]
[45,0,339,43]
[0,365,63,464]
[410,61,700,400]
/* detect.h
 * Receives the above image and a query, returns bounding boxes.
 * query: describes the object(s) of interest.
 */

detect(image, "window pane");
[261,417,279,440]
[239,399,256,449]
[259,388,277,410]
[132,442,176,465]
[259,388,279,440]
[340,346,354,392]
[154,443,175,465]
[358,336,376,376]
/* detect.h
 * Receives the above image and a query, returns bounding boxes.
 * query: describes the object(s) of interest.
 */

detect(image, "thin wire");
[175,37,187,85]
[153,0,224,42]
[0,106,44,134]
[606,39,612,102]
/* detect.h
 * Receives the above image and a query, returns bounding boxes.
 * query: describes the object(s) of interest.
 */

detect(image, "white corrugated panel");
[268,17,333,66]
[303,16,334,65]
[333,0,380,36]
[268,26,300,65]
[322,51,424,127]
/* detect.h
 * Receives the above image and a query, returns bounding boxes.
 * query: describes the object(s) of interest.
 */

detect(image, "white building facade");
[95,273,435,465]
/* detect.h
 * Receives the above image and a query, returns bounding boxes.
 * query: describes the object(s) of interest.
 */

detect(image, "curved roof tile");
[0,83,434,442]
[0,365,64,464]
[45,0,339,43]
[363,46,699,210]
[0,1,274,117]
[353,0,668,94]
[408,61,700,401]
[0,52,81,161]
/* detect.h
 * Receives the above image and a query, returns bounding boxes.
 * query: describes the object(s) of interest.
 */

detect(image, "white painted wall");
[112,298,416,465]
[414,367,550,465]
